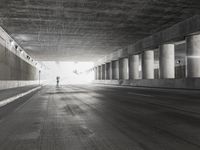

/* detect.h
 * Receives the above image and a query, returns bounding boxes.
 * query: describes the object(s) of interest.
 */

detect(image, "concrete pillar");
[96,66,98,80]
[159,44,175,79]
[186,34,200,78]
[101,64,106,80]
[94,67,98,80]
[142,50,154,79]
[111,60,119,80]
[110,62,112,79]
[105,62,111,80]
[129,55,140,79]
[96,67,98,80]
[119,58,129,80]
[98,66,101,80]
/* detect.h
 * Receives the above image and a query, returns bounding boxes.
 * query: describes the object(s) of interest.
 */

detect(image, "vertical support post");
[111,60,119,80]
[142,50,154,79]
[119,58,129,79]
[129,55,140,79]
[186,34,200,78]
[98,66,101,80]
[159,44,175,79]
[105,62,111,80]
[94,67,98,80]
[102,64,106,80]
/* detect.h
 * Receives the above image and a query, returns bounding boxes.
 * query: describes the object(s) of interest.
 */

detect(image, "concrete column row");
[94,34,200,80]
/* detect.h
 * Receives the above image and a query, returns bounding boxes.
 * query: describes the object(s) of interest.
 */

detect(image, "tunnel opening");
[40,61,94,85]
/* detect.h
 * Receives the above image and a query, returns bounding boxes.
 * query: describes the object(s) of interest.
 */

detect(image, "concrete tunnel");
[1,1,200,150]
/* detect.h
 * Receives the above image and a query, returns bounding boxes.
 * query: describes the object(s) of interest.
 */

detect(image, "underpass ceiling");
[0,0,200,61]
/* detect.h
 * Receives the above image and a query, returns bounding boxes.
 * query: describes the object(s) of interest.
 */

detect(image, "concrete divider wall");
[0,81,39,90]
[94,79,200,90]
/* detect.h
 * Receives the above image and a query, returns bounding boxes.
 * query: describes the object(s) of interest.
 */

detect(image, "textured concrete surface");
[0,0,200,61]
[0,41,39,80]
[119,58,129,80]
[0,27,38,69]
[0,85,38,102]
[1,85,200,149]
[0,86,41,107]
[94,78,200,89]
[0,80,40,90]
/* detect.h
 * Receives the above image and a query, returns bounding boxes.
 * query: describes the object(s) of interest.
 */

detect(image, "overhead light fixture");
[15,45,18,50]
[27,55,30,60]
[10,40,15,47]
[20,50,23,54]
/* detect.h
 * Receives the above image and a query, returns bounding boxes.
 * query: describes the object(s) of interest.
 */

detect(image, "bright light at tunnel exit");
[40,61,94,85]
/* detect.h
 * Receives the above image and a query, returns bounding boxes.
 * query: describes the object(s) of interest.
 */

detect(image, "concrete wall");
[0,27,40,89]
[0,42,39,80]
[94,79,200,90]
[0,81,39,90]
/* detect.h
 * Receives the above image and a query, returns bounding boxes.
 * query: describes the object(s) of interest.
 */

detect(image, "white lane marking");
[0,86,41,107]
[127,92,154,97]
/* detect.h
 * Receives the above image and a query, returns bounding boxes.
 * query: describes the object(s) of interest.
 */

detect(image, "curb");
[0,86,41,107]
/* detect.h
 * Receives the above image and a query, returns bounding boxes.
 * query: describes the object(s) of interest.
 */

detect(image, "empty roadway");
[0,85,200,150]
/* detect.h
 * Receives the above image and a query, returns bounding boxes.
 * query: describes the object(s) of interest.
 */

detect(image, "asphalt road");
[0,84,200,150]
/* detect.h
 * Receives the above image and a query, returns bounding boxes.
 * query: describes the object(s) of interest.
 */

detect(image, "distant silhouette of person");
[56,76,60,87]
